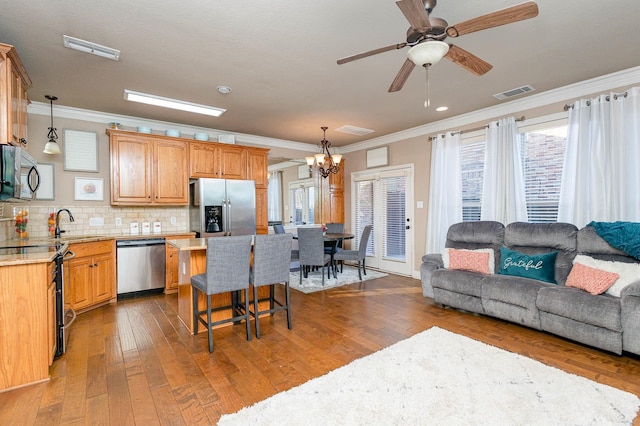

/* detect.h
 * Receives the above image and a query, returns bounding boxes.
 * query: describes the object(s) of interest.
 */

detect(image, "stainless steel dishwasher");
[116,238,166,297]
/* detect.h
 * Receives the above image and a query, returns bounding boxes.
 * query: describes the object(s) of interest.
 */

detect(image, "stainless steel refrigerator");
[189,178,256,237]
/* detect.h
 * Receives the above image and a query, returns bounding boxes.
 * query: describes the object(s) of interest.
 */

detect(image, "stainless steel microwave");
[0,145,40,201]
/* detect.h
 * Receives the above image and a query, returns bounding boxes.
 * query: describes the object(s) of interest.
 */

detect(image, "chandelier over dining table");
[305,126,342,178]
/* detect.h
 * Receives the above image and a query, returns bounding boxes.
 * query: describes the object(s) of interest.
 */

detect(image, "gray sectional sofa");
[420,221,640,356]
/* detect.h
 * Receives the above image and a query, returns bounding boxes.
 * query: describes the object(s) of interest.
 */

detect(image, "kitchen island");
[166,238,271,334]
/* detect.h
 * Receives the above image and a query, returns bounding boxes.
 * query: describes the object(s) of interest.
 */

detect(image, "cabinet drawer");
[69,240,114,257]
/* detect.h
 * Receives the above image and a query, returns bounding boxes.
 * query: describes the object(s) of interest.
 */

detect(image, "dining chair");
[273,223,286,234]
[324,222,344,273]
[297,227,332,286]
[249,234,293,338]
[334,225,372,281]
[190,235,253,353]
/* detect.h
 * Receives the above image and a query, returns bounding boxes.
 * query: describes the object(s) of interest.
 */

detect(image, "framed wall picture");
[74,177,104,201]
[64,130,99,172]
[366,146,389,168]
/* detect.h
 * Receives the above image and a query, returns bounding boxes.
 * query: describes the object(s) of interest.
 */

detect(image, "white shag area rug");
[218,327,640,426]
[289,265,387,294]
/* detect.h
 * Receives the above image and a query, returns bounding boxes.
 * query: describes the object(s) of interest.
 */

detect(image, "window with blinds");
[460,141,485,222]
[381,176,406,261]
[354,180,375,256]
[519,125,567,223]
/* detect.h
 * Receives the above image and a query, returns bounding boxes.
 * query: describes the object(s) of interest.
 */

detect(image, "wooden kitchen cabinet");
[0,42,31,148]
[47,261,57,365]
[189,141,220,178]
[0,261,52,391]
[219,144,247,179]
[314,159,345,224]
[109,130,189,205]
[65,240,116,313]
[165,235,192,294]
[247,147,269,188]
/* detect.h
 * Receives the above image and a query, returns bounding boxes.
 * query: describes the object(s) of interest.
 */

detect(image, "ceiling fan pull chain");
[424,65,430,108]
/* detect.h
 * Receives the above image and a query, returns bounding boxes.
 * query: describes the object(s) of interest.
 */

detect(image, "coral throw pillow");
[447,248,492,275]
[566,262,620,295]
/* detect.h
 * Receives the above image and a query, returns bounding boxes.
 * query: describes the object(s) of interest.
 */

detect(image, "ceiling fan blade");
[388,59,416,92]
[396,0,431,32]
[444,44,493,76]
[337,42,407,65]
[446,1,539,37]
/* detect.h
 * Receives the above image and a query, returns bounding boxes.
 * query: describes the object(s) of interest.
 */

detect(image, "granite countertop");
[0,232,195,266]
[166,238,207,251]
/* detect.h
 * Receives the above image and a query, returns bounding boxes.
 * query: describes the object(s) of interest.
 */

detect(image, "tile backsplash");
[0,203,189,243]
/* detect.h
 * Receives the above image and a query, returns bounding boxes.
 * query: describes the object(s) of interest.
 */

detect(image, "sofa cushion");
[498,247,558,283]
[443,248,494,274]
[431,269,485,298]
[445,221,505,272]
[565,262,620,295]
[537,286,622,331]
[483,275,554,309]
[504,222,577,285]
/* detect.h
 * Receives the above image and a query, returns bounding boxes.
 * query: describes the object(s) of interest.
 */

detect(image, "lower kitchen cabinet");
[65,240,116,313]
[165,235,193,294]
[47,261,57,365]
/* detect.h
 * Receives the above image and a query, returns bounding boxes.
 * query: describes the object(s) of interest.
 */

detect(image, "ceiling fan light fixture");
[407,41,449,66]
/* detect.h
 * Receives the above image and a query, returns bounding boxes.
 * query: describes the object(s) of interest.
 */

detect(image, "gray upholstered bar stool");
[249,234,294,338]
[190,235,253,353]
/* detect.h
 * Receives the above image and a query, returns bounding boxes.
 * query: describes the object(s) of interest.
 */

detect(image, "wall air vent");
[493,85,535,100]
[334,125,374,136]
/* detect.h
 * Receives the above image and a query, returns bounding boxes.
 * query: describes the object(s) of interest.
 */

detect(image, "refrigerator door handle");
[227,198,233,236]
[222,198,229,236]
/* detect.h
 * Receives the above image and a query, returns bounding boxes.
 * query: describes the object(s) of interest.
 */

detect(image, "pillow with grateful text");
[498,247,558,283]
[442,248,495,275]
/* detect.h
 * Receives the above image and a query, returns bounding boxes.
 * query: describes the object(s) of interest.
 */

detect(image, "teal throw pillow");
[498,247,558,283]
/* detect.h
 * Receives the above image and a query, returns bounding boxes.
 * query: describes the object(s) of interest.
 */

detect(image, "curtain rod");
[563,91,629,111]
[428,116,525,141]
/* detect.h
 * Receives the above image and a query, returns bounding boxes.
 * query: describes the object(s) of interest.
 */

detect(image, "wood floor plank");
[0,274,638,425]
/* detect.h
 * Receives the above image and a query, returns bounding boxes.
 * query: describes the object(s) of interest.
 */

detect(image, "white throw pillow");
[572,255,640,297]
[442,248,495,275]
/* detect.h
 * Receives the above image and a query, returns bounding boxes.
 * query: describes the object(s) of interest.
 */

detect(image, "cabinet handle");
[94,263,98,267]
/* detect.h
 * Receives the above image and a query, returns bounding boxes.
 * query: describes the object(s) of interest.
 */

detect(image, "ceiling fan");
[337,0,539,93]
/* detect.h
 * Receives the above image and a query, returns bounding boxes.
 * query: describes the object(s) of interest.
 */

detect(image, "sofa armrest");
[420,254,443,299]
[621,281,640,356]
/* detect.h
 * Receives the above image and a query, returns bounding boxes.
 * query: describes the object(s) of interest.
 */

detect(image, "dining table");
[293,232,355,277]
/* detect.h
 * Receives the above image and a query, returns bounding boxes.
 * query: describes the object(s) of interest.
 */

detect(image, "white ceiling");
[1,0,640,150]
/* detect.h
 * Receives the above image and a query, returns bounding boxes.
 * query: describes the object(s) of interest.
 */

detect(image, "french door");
[289,180,315,224]
[351,165,413,275]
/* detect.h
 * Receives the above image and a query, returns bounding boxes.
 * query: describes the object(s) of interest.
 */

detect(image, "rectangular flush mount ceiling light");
[63,35,120,61]
[123,89,227,117]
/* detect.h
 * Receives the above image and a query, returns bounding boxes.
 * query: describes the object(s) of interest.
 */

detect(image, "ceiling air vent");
[493,85,535,100]
[334,125,374,136]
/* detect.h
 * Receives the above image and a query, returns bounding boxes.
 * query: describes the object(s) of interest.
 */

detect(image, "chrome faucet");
[54,209,75,238]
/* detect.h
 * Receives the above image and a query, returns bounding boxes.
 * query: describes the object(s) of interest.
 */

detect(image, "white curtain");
[426,133,462,253]
[480,116,528,224]
[267,171,282,222]
[558,87,640,227]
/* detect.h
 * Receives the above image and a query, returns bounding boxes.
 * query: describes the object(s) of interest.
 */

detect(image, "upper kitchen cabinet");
[247,147,269,188]
[0,43,31,148]
[189,142,248,179]
[108,130,189,205]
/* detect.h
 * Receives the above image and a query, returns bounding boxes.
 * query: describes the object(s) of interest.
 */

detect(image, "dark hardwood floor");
[1,274,639,425]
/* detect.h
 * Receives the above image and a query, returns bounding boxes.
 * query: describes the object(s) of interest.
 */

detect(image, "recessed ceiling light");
[436,106,448,112]
[124,89,226,117]
[63,35,120,61]
[217,86,232,94]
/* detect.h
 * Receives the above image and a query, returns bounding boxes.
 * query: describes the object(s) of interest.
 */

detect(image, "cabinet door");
[255,187,268,234]
[189,142,220,178]
[219,145,247,179]
[93,253,114,304]
[247,149,268,188]
[67,256,93,311]
[165,244,180,292]
[19,85,28,147]
[154,139,189,204]
[111,136,153,204]
[9,67,20,145]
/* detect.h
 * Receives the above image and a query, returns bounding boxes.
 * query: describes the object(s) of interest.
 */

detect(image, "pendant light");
[43,95,61,155]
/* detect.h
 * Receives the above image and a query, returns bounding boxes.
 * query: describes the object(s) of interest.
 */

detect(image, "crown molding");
[27,102,318,153]
[340,65,640,154]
